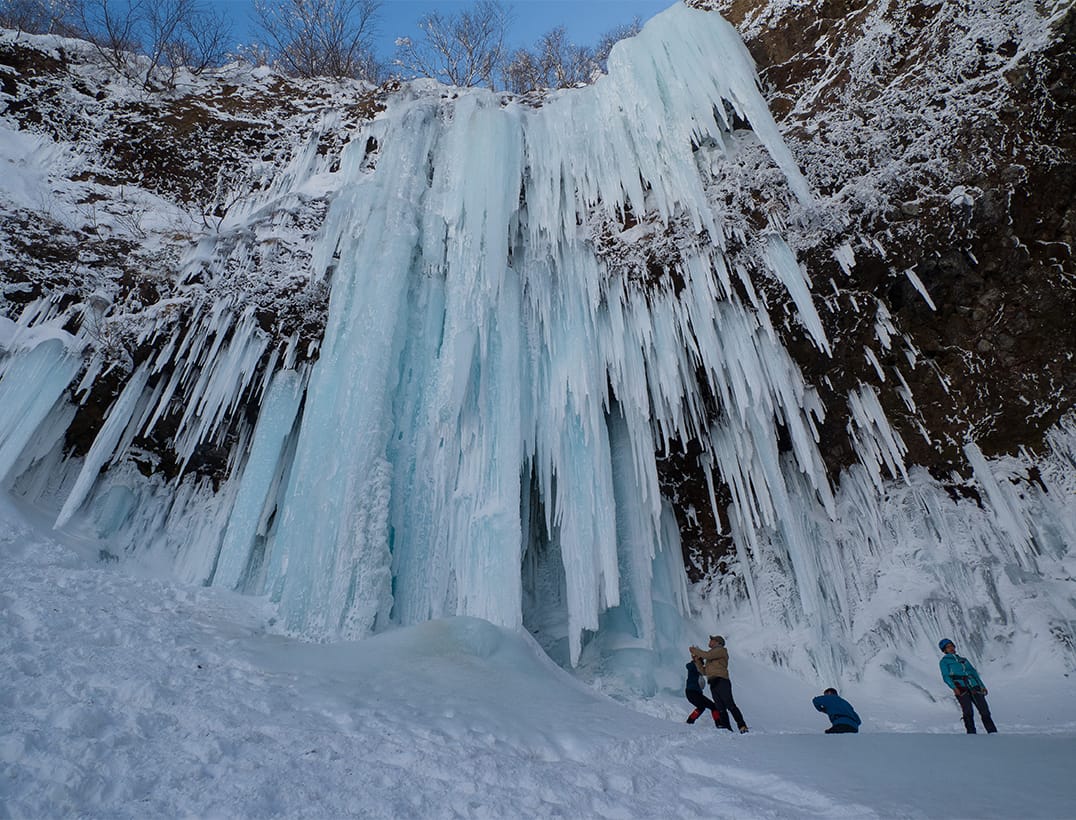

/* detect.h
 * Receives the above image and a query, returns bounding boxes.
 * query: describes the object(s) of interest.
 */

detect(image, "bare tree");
[593,18,641,71]
[231,40,273,68]
[503,18,643,95]
[0,0,37,31]
[167,5,232,75]
[76,0,144,73]
[74,0,232,84]
[393,0,509,89]
[502,44,539,95]
[538,26,591,87]
[1,0,77,34]
[141,0,195,84]
[253,0,381,81]
[504,27,588,93]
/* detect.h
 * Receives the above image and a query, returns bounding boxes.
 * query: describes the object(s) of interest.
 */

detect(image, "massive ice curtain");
[1,3,1074,683]
[261,5,821,664]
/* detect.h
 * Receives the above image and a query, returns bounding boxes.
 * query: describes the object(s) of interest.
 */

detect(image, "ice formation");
[0,4,1073,685]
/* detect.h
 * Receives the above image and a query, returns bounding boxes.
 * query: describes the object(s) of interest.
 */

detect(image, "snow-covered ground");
[2,493,1073,819]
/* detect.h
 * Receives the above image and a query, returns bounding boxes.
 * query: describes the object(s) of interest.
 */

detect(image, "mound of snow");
[1,493,1074,818]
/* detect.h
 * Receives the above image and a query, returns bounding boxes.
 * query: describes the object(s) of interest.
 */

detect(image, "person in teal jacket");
[812,688,861,734]
[938,638,998,733]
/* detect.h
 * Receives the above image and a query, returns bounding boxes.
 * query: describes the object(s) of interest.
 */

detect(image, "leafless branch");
[393,0,509,89]
[254,0,382,81]
[503,17,642,94]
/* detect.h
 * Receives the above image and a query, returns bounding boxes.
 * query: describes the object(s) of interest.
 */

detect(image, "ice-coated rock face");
[0,3,1073,687]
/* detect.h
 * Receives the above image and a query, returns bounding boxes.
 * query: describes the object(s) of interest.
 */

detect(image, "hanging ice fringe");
[0,4,1072,682]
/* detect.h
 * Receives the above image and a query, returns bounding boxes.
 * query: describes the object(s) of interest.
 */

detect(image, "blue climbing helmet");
[938,638,954,651]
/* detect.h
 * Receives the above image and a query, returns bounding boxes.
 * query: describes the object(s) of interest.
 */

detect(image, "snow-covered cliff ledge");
[1,2,1074,690]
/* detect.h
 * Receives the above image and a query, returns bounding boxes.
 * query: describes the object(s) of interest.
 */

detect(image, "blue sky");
[212,0,673,59]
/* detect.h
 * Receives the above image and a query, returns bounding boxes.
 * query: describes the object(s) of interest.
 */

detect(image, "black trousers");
[708,677,746,730]
[956,690,997,733]
[686,689,719,712]
[825,723,858,734]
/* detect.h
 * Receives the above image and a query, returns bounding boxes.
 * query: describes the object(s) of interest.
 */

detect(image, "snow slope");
[2,496,1073,819]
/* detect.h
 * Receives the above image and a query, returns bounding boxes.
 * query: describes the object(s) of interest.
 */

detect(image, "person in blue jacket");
[684,658,724,726]
[812,688,861,734]
[938,638,998,733]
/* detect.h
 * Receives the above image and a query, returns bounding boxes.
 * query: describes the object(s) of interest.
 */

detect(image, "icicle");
[55,362,152,529]
[833,242,856,274]
[703,458,760,626]
[212,369,305,590]
[903,266,937,310]
[264,100,444,639]
[874,301,896,351]
[762,234,831,355]
[964,441,1036,567]
[864,346,886,381]
[173,309,270,469]
[251,1,833,654]
[0,339,81,482]
[846,383,909,490]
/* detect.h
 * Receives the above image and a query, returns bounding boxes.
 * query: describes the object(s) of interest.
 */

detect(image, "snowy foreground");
[2,495,1074,820]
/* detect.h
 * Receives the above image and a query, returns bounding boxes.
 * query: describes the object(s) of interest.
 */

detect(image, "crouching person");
[812,688,861,734]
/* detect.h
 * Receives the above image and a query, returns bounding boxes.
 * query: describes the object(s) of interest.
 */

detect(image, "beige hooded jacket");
[693,646,730,680]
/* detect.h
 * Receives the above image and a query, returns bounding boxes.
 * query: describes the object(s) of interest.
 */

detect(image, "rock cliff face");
[1,1,1073,601]
[667,0,1075,575]
[727,0,1075,466]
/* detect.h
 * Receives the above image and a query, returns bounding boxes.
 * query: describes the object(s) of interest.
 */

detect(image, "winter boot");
[738,725,749,734]
[686,709,702,724]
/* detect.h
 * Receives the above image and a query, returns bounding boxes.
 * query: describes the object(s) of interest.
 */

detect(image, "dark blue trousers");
[685,688,723,724]
[825,723,858,734]
[686,688,718,712]
[956,690,997,733]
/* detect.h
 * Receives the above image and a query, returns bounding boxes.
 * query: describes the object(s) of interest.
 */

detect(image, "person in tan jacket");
[690,635,749,733]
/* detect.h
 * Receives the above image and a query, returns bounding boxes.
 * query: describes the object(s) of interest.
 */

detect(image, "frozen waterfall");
[0,3,1073,686]
[259,4,824,665]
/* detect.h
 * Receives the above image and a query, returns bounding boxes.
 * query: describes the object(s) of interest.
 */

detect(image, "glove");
[953,686,965,696]
[976,687,988,696]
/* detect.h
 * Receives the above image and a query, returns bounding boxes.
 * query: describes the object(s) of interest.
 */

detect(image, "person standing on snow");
[812,687,861,734]
[684,657,724,726]
[690,635,749,733]
[938,638,998,734]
